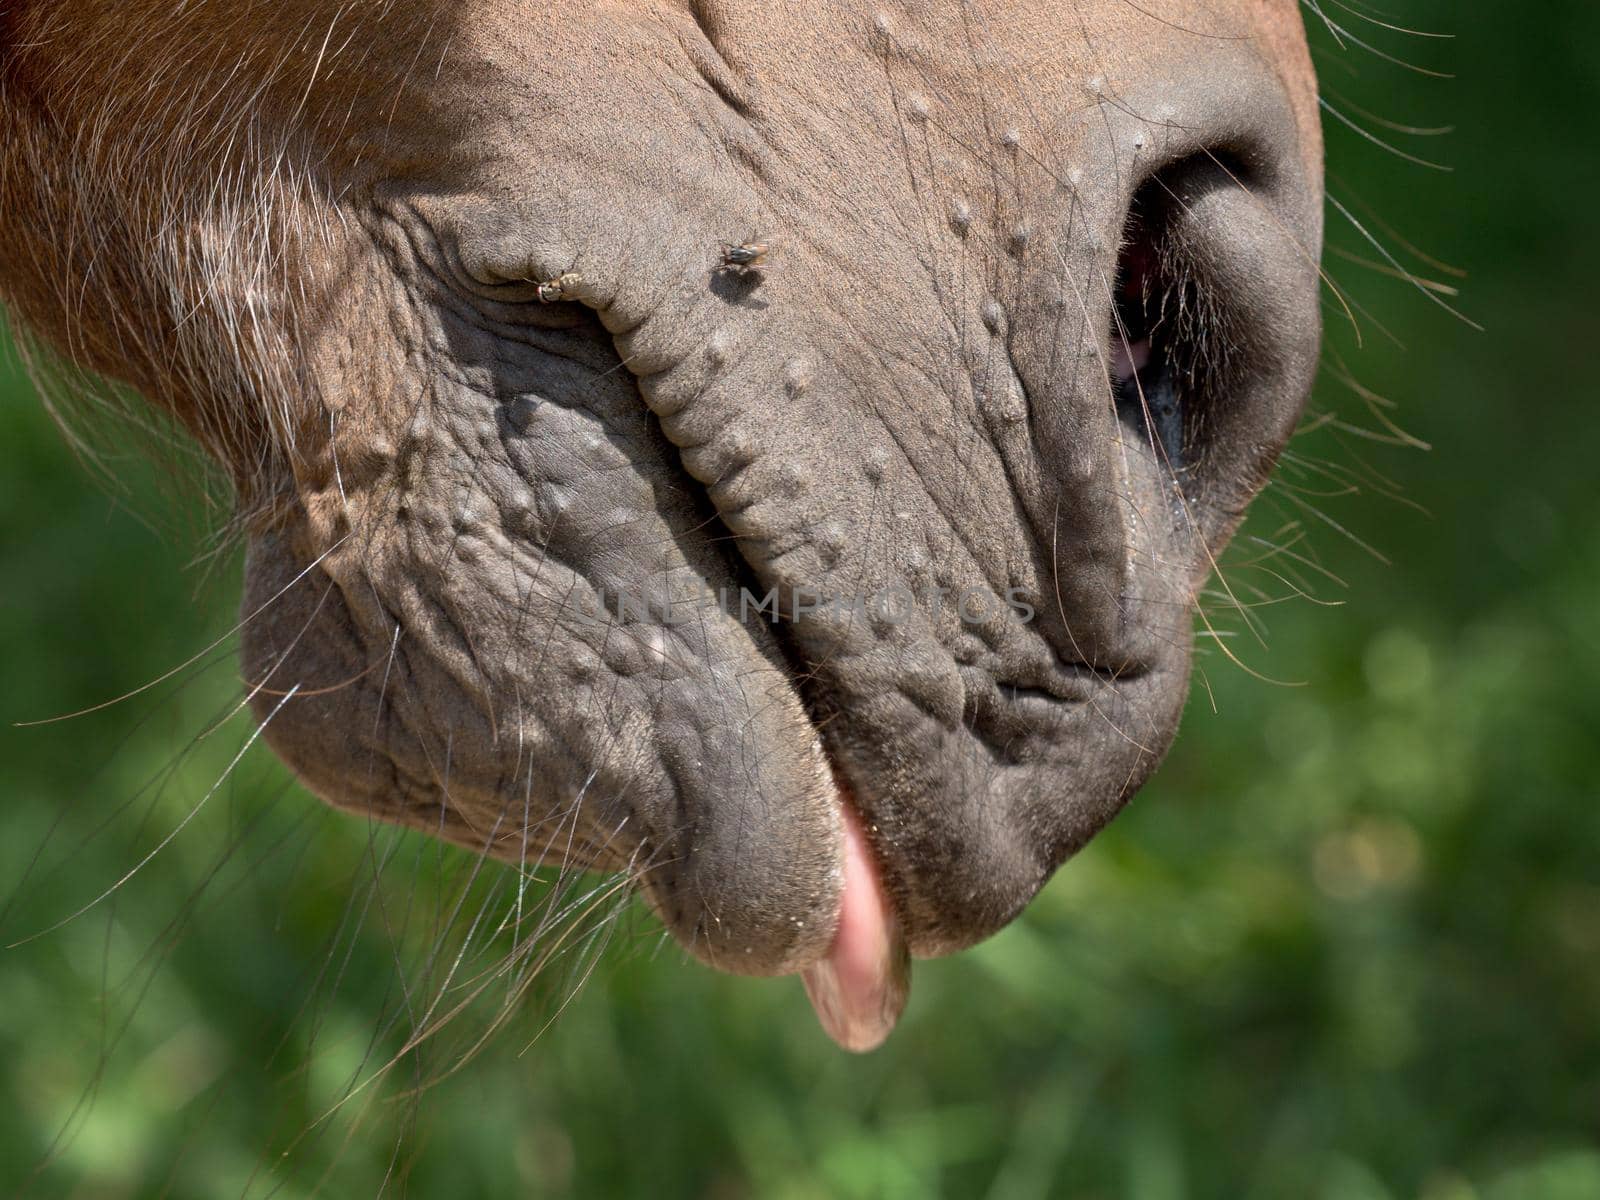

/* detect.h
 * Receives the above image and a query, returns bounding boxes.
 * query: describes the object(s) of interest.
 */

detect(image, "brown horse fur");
[0,2,1324,979]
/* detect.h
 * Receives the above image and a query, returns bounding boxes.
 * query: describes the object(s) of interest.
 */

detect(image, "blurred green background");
[3,4,1597,1198]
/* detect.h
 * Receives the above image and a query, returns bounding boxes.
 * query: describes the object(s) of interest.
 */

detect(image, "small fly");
[720,241,771,272]
[535,272,583,303]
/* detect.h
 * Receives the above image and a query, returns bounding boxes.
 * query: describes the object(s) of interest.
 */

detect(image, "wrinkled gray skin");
[0,1,1323,980]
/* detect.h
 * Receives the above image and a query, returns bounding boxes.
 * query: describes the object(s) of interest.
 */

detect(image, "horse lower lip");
[799,799,910,1052]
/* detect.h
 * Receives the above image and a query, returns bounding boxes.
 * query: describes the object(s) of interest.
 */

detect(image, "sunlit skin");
[0,1,1323,1048]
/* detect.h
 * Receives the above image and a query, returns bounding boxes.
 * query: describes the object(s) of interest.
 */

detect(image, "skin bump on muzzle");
[0,0,1325,1051]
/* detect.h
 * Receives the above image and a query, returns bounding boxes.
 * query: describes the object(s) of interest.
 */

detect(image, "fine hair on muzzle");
[0,0,1328,1052]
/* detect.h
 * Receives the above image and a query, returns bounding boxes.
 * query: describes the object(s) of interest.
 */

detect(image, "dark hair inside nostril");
[1110,149,1250,476]
[1112,181,1185,470]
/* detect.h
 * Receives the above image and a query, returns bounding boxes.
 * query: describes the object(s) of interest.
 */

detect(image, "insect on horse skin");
[535,272,584,303]
[721,241,771,272]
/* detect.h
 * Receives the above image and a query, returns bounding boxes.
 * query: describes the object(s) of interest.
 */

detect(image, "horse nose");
[1001,59,1325,677]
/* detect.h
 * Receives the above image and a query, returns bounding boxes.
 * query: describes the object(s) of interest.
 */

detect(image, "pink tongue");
[800,804,911,1052]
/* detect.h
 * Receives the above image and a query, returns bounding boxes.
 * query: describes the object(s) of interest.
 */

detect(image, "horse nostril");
[1107,144,1322,535]
[1111,183,1188,471]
